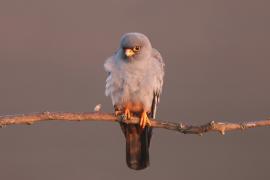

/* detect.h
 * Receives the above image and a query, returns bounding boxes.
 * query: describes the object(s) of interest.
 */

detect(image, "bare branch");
[0,111,269,135]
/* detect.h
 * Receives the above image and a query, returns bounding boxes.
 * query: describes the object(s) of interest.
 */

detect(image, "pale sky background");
[0,0,270,179]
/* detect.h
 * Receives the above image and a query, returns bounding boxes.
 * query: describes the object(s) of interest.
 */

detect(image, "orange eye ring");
[133,46,141,52]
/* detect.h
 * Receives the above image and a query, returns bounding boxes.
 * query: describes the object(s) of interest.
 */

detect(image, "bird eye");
[133,46,141,52]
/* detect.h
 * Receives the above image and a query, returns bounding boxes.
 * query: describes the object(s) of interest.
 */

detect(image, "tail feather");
[120,123,152,170]
[121,94,157,170]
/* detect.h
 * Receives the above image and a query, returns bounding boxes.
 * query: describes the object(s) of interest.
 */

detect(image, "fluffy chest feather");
[106,59,154,110]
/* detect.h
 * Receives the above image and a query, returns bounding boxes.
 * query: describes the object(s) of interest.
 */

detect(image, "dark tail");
[120,123,152,170]
[120,93,157,170]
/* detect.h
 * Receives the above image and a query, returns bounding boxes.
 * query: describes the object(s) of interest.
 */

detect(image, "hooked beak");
[125,48,135,57]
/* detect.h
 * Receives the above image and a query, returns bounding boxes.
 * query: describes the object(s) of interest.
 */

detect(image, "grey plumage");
[104,32,164,170]
[105,33,164,111]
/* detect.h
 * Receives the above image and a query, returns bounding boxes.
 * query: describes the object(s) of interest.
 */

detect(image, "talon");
[140,111,151,129]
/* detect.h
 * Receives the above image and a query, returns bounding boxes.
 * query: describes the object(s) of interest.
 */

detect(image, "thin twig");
[0,112,269,135]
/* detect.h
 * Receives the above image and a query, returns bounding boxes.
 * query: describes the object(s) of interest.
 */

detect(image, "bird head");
[120,32,152,61]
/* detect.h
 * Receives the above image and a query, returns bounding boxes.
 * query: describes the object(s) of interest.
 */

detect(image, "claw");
[140,111,151,129]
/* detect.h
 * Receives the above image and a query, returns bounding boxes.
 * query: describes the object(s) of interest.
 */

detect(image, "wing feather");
[150,48,165,119]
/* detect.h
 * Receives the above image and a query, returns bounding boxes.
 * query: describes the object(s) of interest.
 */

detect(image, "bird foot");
[114,108,131,121]
[124,108,131,119]
[140,111,151,129]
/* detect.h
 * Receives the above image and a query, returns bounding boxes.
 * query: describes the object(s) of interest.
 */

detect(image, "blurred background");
[0,0,270,179]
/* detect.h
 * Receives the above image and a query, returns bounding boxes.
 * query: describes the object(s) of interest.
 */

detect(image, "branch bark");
[0,111,269,135]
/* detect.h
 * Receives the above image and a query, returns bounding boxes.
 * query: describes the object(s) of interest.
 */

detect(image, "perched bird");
[104,32,164,170]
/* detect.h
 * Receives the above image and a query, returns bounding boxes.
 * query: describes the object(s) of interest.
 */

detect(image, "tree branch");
[0,111,269,135]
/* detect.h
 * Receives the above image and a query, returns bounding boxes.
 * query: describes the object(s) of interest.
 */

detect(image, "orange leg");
[140,111,151,129]
[123,103,132,119]
[114,103,132,120]
[124,107,131,119]
[114,109,131,119]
